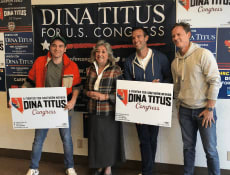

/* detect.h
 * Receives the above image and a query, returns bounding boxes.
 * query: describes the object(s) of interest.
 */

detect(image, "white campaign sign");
[116,80,173,127]
[177,1,230,28]
[9,87,69,129]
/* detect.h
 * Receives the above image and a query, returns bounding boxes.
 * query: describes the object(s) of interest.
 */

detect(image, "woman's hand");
[87,91,108,101]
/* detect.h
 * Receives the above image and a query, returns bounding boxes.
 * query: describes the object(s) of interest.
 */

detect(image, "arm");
[22,79,34,88]
[87,66,122,103]
[86,91,109,101]
[22,58,39,88]
[202,49,221,101]
[198,49,221,128]
[65,62,82,110]
[65,89,80,110]
[83,66,94,99]
[83,65,105,100]
[198,99,216,128]
[107,66,122,104]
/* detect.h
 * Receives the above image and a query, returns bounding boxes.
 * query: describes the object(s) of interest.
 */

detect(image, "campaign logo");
[224,40,230,52]
[11,98,24,114]
[179,0,190,11]
[117,89,128,106]
[8,22,15,32]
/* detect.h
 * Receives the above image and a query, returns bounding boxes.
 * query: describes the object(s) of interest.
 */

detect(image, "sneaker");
[66,168,77,175]
[26,169,39,175]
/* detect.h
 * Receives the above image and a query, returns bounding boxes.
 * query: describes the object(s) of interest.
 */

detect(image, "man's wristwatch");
[206,107,214,112]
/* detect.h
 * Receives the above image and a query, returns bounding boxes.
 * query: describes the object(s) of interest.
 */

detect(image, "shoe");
[66,168,77,175]
[104,173,112,175]
[26,169,39,175]
[93,169,104,175]
[104,170,112,175]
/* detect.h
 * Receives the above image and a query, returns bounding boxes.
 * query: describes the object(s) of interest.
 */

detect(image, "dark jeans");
[30,116,74,169]
[179,106,220,175]
[136,124,159,175]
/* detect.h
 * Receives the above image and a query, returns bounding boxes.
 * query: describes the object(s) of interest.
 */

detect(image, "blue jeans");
[179,106,220,175]
[136,124,159,175]
[30,116,74,169]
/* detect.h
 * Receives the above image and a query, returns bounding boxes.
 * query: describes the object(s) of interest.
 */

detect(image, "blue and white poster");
[6,75,27,89]
[216,28,230,98]
[217,28,230,70]
[4,32,33,54]
[190,28,217,57]
[5,54,33,76]
[218,70,230,99]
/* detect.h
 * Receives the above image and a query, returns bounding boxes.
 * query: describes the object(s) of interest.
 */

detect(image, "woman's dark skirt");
[88,113,126,168]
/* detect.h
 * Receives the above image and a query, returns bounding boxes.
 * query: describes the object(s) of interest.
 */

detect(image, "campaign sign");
[217,28,230,70]
[4,32,33,54]
[9,87,69,129]
[190,28,217,57]
[5,54,33,75]
[115,80,173,127]
[0,0,32,32]
[218,70,230,99]
[177,0,230,28]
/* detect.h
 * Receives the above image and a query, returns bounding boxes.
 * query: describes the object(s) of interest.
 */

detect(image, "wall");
[0,0,230,170]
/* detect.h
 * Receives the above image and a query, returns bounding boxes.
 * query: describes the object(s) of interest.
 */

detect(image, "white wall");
[0,0,230,170]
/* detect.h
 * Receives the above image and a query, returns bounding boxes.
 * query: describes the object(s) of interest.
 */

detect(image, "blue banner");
[190,28,217,57]
[32,0,176,71]
[219,70,230,99]
[4,32,33,54]
[217,28,230,70]
[32,0,176,111]
[5,54,33,76]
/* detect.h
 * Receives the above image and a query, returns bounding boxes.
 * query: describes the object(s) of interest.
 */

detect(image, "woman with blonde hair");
[84,40,125,175]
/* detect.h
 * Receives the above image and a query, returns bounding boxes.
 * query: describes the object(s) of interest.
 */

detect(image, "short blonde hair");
[90,40,119,65]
